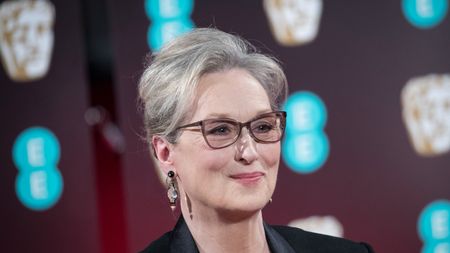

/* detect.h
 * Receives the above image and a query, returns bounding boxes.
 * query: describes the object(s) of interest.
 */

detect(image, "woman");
[138,28,374,253]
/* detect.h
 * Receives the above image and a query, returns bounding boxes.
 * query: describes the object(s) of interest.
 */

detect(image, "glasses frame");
[175,111,287,149]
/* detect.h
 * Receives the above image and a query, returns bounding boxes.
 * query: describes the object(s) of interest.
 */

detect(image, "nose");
[234,128,258,164]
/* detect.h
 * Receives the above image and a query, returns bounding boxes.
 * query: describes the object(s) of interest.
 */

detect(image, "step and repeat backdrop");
[0,0,100,252]
[1,0,450,253]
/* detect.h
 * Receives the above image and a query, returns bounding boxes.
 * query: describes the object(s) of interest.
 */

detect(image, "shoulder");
[139,231,171,253]
[271,225,375,253]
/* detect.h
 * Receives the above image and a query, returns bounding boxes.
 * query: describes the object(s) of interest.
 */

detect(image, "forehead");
[191,68,271,121]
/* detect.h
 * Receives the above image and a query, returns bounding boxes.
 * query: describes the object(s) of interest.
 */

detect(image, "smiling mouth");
[229,172,265,185]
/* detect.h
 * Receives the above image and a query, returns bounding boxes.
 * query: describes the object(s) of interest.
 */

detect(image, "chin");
[217,194,270,220]
[216,206,266,223]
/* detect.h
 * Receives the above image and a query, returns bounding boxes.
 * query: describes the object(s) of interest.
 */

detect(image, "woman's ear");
[152,135,174,174]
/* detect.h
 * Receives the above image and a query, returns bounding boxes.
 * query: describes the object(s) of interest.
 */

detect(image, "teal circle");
[418,200,450,242]
[147,19,194,51]
[283,91,327,134]
[145,0,194,21]
[15,169,63,211]
[422,240,450,253]
[282,131,329,174]
[12,127,60,171]
[402,0,448,28]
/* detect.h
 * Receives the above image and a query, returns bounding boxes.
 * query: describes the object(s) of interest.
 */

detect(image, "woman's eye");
[207,125,232,135]
[253,123,273,133]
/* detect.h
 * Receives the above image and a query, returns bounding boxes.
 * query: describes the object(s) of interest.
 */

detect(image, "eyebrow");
[203,109,273,120]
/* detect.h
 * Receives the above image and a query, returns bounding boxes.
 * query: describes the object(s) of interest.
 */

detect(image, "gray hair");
[138,28,288,144]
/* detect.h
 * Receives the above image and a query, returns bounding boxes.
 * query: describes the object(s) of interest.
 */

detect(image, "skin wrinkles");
[172,68,280,216]
[154,68,280,253]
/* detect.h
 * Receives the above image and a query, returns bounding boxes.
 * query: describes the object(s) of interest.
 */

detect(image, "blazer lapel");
[264,222,296,253]
[169,216,199,253]
[169,216,296,253]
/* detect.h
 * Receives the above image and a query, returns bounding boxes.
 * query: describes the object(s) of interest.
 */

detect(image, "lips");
[229,172,265,184]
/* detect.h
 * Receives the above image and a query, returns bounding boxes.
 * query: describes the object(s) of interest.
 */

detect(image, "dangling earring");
[166,170,178,211]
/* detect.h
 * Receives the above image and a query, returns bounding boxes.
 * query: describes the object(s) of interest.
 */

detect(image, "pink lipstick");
[230,172,264,185]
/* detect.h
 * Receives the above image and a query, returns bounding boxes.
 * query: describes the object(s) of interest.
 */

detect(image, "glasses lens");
[203,119,239,148]
[250,113,284,142]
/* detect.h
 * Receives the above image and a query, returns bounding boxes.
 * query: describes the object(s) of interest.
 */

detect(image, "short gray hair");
[138,28,288,144]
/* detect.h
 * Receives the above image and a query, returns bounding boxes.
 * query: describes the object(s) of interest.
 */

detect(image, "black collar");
[169,216,295,253]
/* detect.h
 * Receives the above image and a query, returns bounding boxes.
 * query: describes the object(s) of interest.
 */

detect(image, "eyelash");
[253,123,273,132]
[207,125,233,135]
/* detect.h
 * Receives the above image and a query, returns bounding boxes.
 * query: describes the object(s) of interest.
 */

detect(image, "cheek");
[189,140,232,168]
[259,143,281,169]
[175,149,235,204]
[174,141,231,186]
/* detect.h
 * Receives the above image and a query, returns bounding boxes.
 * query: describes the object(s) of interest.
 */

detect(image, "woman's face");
[172,68,281,217]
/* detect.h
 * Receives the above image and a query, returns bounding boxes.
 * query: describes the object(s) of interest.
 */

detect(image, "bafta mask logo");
[0,0,55,82]
[263,0,323,46]
[401,74,450,157]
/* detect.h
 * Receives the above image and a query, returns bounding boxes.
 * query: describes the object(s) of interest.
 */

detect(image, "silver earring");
[166,170,178,211]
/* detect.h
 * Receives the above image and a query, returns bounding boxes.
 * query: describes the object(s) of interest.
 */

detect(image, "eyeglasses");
[175,111,286,149]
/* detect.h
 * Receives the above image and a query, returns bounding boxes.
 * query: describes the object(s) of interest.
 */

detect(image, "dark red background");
[1,1,449,253]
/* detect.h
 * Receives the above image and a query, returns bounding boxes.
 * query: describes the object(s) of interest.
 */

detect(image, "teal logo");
[422,241,450,253]
[402,0,448,28]
[145,0,194,21]
[148,19,194,52]
[284,91,327,133]
[282,91,329,174]
[418,200,450,253]
[145,0,195,51]
[12,127,63,211]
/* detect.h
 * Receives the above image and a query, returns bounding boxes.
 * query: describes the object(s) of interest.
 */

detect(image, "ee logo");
[282,91,329,174]
[418,200,450,253]
[145,0,195,51]
[12,127,63,211]
[402,0,448,28]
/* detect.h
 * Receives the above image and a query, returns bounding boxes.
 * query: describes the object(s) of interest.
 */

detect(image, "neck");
[181,198,270,253]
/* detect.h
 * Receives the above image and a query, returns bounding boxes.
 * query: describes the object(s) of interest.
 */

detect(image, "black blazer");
[140,216,375,253]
